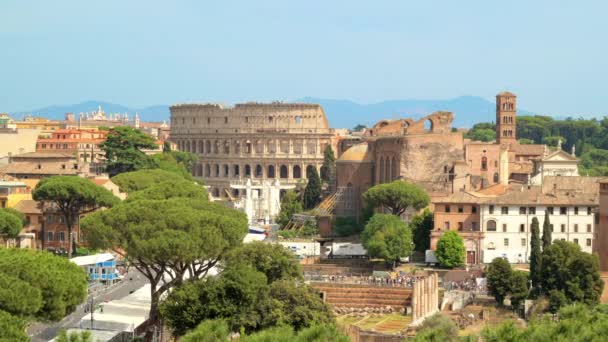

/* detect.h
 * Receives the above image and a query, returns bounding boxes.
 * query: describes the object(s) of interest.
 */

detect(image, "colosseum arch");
[234,141,241,155]
[280,165,288,178]
[267,165,276,178]
[385,157,390,182]
[186,141,191,152]
[255,165,263,178]
[391,156,397,180]
[205,164,211,177]
[214,164,220,177]
[244,164,251,177]
[205,140,211,154]
[224,141,230,154]
[293,165,302,179]
[223,164,230,177]
[379,157,385,183]
[233,165,240,177]
[197,164,203,177]
[198,141,204,154]
[214,140,220,154]
[306,165,315,178]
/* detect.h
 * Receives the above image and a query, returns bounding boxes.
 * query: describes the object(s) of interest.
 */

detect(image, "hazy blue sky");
[1,0,606,115]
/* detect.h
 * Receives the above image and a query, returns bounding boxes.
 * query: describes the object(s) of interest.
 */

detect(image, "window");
[529,207,536,215]
[550,224,554,232]
[574,207,579,215]
[504,238,509,246]
[501,206,509,215]
[520,224,525,232]
[458,206,464,213]
[560,207,567,215]
[519,207,526,215]
[548,207,554,215]
[59,232,65,241]
[561,224,566,233]
[587,239,592,247]
[47,215,53,224]
[502,224,507,232]
[295,116,302,124]
[444,221,450,230]
[458,222,463,231]
[587,224,592,233]
[481,157,488,171]
[521,238,526,247]
[471,222,477,230]
[489,205,495,214]
[574,224,579,233]
[224,117,228,124]
[445,205,451,213]
[487,220,497,231]
[573,238,579,245]
[588,207,593,215]
[207,117,211,124]
[47,232,53,241]
[472,206,477,213]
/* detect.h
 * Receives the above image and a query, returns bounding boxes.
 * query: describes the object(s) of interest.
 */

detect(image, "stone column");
[412,281,418,321]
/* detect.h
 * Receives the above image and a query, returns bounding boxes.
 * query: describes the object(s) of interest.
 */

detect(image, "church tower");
[496,91,517,145]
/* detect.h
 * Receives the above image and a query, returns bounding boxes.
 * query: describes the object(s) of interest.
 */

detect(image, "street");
[28,271,148,342]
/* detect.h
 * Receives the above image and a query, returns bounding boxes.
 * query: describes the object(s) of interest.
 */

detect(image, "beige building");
[170,102,335,199]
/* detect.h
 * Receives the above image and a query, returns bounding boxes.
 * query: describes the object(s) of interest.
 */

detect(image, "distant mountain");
[12,101,170,123]
[11,96,535,128]
[295,96,534,129]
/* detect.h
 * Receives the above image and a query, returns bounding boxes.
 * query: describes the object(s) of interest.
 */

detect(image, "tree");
[435,231,465,268]
[126,179,208,202]
[540,240,603,311]
[542,136,566,148]
[410,209,434,252]
[0,248,87,320]
[332,216,363,237]
[414,313,458,342]
[180,320,230,342]
[518,138,534,144]
[0,208,26,225]
[276,190,303,227]
[32,176,120,258]
[81,198,248,330]
[530,217,542,297]
[320,145,336,183]
[352,124,367,132]
[363,180,430,216]
[149,151,197,180]
[361,214,414,267]
[465,128,496,142]
[240,324,348,342]
[0,310,28,342]
[160,264,268,335]
[111,169,187,194]
[487,257,512,305]
[56,330,93,342]
[510,271,529,309]
[163,141,172,152]
[224,241,302,284]
[542,210,552,249]
[303,167,322,209]
[100,126,158,176]
[0,210,22,240]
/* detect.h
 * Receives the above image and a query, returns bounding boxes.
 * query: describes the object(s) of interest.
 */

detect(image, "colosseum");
[169,102,334,199]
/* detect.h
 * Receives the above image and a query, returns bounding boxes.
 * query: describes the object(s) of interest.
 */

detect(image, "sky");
[1,0,607,116]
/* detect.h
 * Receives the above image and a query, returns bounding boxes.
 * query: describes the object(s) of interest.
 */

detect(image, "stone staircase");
[311,283,412,309]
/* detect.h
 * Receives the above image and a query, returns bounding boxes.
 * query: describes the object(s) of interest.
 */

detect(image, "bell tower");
[496,91,517,145]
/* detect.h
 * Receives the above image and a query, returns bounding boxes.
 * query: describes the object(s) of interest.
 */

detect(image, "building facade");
[169,103,335,199]
[36,128,107,163]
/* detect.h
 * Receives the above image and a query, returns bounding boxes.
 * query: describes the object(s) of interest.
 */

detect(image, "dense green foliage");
[464,122,496,142]
[414,313,459,342]
[224,241,302,284]
[320,145,336,183]
[539,240,603,311]
[530,217,542,297]
[276,190,303,228]
[410,209,434,252]
[125,178,208,202]
[435,231,465,268]
[100,126,158,176]
[32,175,119,257]
[149,151,198,180]
[480,304,608,341]
[332,216,363,237]
[541,211,552,249]
[56,330,93,342]
[111,169,187,193]
[0,310,28,342]
[82,195,248,325]
[510,271,530,308]
[0,249,87,321]
[277,222,319,239]
[363,180,430,216]
[0,207,26,225]
[486,258,513,305]
[303,167,322,209]
[180,319,232,342]
[0,210,22,238]
[361,214,413,265]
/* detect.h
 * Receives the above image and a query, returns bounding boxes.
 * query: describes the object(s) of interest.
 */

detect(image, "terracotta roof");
[497,91,516,97]
[476,184,508,196]
[510,162,534,174]
[12,152,75,159]
[510,143,545,156]
[337,143,373,163]
[13,199,41,214]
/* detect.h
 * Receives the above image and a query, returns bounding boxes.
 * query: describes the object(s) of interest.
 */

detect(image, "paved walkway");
[28,271,147,342]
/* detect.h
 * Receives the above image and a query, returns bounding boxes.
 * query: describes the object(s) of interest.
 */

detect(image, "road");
[28,271,148,342]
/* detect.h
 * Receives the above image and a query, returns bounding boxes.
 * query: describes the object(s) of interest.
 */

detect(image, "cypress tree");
[320,145,336,183]
[530,217,542,297]
[542,209,552,249]
[303,167,322,209]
